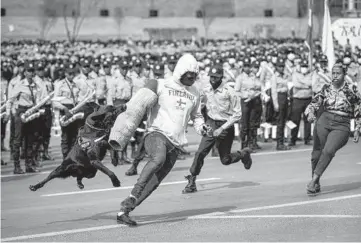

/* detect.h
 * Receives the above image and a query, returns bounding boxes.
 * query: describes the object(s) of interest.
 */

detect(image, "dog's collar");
[85,121,106,131]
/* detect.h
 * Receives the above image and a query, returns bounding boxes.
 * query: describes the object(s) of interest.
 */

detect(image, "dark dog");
[29,104,127,191]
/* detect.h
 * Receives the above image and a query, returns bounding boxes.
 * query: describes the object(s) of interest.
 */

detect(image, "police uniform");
[183,65,251,194]
[34,61,54,161]
[52,63,81,159]
[1,76,8,152]
[6,62,48,174]
[289,60,313,146]
[235,60,263,151]
[271,59,291,150]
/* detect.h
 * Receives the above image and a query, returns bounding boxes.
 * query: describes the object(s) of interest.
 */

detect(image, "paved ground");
[1,128,361,242]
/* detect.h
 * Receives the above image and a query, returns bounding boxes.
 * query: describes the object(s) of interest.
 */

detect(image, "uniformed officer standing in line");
[183,64,252,194]
[1,66,9,154]
[5,61,47,174]
[271,58,291,150]
[164,55,177,79]
[107,59,133,165]
[34,61,54,161]
[288,59,313,146]
[8,61,25,163]
[90,58,107,105]
[52,63,81,160]
[153,63,165,79]
[73,58,99,123]
[235,59,263,152]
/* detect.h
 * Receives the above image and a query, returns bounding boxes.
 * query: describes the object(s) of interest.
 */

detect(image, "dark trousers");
[13,106,42,166]
[98,98,106,105]
[240,96,262,145]
[9,114,15,159]
[190,116,240,176]
[290,97,312,143]
[311,112,350,177]
[42,105,53,151]
[60,104,80,159]
[1,119,6,141]
[275,93,288,145]
[125,132,180,209]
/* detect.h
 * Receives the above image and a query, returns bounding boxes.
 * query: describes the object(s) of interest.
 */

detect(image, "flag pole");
[308,0,314,71]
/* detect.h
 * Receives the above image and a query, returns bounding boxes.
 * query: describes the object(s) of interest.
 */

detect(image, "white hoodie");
[147,54,205,147]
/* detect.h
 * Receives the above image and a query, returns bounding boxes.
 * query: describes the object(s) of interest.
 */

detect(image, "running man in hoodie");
[116,54,212,226]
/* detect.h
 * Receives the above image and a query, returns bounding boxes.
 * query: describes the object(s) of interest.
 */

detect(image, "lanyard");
[65,79,77,105]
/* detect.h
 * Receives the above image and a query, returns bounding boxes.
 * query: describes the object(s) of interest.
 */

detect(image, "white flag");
[322,0,335,71]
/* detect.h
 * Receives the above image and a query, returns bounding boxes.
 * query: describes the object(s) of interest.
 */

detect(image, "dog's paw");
[29,185,37,191]
[77,183,85,190]
[111,177,121,187]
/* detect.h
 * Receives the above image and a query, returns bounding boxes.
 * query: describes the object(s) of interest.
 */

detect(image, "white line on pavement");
[41,178,221,197]
[189,215,361,219]
[227,194,361,214]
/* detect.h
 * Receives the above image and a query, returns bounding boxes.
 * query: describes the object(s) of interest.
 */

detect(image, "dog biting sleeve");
[108,81,158,151]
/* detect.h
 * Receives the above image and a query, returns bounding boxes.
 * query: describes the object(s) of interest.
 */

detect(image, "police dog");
[29,104,127,191]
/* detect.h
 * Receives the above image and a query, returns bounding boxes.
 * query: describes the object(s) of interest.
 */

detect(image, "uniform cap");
[209,65,223,78]
[24,61,35,71]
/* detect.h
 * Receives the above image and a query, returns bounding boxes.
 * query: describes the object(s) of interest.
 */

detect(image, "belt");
[326,110,350,118]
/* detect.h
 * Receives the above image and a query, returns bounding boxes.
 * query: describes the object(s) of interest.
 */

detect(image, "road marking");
[41,178,221,197]
[227,193,361,214]
[189,215,361,219]
[1,224,126,242]
[1,171,51,178]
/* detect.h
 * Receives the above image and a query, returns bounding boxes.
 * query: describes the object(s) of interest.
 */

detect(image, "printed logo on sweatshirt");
[168,88,195,101]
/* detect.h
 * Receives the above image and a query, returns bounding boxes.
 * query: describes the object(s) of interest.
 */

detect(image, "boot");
[26,160,40,173]
[1,159,7,166]
[251,129,262,150]
[276,141,291,151]
[125,164,138,176]
[42,148,53,161]
[182,175,197,194]
[237,148,253,170]
[13,161,24,174]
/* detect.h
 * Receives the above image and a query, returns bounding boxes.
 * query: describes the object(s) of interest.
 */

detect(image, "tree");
[200,0,215,40]
[61,0,100,44]
[38,0,59,39]
[114,7,124,38]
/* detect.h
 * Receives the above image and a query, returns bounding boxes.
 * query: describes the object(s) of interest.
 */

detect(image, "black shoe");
[304,140,312,145]
[117,213,137,226]
[125,165,138,176]
[288,141,296,147]
[42,151,53,161]
[26,166,40,173]
[239,148,252,170]
[1,159,7,165]
[276,144,291,151]
[182,175,197,194]
[14,166,25,174]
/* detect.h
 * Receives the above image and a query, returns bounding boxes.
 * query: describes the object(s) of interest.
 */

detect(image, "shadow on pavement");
[320,181,361,195]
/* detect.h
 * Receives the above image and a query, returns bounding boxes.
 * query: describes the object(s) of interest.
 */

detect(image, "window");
[149,9,158,17]
[264,9,273,17]
[196,10,203,18]
[1,8,6,17]
[100,9,109,17]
